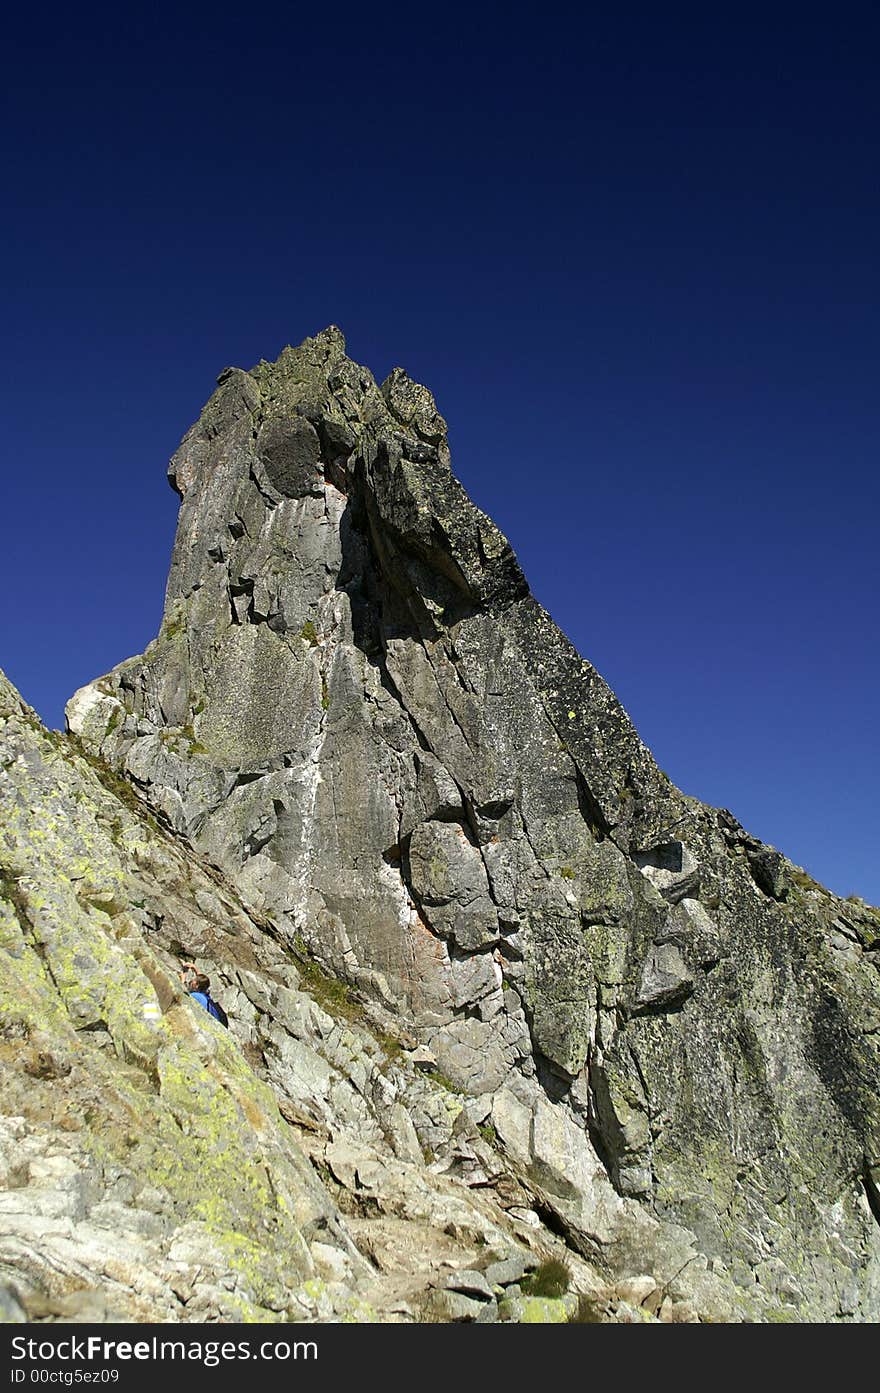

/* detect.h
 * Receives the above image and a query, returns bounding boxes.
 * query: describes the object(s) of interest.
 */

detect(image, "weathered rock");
[440,1268,494,1300]
[483,1252,536,1287]
[6,326,875,1323]
[634,942,695,1011]
[408,821,499,951]
[748,846,790,901]
[634,840,700,903]
[499,1293,576,1323]
[615,1274,658,1306]
[422,1288,495,1322]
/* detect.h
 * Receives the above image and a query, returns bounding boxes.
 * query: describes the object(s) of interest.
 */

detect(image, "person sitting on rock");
[179,963,229,1027]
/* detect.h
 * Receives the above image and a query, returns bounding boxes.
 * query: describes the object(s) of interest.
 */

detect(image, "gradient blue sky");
[4,6,878,902]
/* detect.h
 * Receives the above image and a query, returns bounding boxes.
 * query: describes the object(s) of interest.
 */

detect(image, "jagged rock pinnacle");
[55,329,880,1320]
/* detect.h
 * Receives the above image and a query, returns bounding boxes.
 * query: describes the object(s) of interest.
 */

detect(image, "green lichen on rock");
[499,1293,577,1323]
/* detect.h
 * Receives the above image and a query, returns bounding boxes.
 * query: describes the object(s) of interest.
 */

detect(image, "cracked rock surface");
[4,327,878,1321]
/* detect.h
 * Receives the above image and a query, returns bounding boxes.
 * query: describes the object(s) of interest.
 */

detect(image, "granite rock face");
[49,326,880,1319]
[0,669,616,1323]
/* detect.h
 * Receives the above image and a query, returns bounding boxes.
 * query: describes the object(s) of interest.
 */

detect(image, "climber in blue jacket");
[180,963,229,1027]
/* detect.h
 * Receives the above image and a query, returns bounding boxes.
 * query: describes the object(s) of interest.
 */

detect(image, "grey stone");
[0,1283,27,1322]
[491,1088,533,1165]
[747,847,789,900]
[422,1289,491,1322]
[484,1253,534,1287]
[408,820,499,951]
[634,840,700,902]
[257,416,323,499]
[634,942,695,1011]
[441,1269,494,1300]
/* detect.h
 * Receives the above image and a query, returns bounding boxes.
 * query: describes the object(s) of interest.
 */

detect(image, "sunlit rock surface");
[4,328,878,1321]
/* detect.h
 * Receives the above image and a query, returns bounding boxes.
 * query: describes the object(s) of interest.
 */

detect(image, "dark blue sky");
[4,6,879,902]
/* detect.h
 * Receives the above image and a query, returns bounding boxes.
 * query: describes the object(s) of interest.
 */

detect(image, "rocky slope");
[0,668,707,1324]
[2,327,879,1321]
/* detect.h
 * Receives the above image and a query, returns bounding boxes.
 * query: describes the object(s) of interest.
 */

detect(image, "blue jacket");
[188,989,228,1027]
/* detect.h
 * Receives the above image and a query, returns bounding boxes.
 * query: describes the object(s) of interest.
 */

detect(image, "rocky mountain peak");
[2,331,877,1322]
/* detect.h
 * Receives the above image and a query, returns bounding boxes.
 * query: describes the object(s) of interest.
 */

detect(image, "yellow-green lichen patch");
[519,1295,575,1322]
[149,1036,313,1292]
[0,894,73,1037]
[20,885,160,1063]
[340,1300,379,1323]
